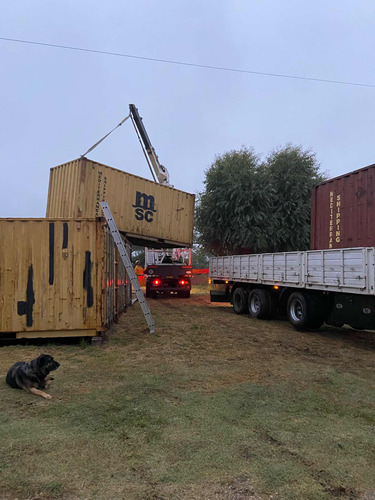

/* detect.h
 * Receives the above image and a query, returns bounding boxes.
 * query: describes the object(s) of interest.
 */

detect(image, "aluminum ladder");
[100,201,155,333]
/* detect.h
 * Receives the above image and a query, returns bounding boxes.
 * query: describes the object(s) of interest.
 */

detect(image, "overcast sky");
[1,1,374,217]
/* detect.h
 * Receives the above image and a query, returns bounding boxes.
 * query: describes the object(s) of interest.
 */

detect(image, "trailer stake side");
[209,247,375,331]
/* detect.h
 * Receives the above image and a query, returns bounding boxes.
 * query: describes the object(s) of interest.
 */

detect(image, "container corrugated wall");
[0,218,130,339]
[311,163,375,250]
[46,157,195,247]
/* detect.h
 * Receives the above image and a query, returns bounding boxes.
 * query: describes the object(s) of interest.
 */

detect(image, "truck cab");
[145,249,192,298]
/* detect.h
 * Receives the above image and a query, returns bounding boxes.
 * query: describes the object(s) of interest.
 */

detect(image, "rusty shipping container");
[311,163,375,250]
[46,157,195,248]
[0,218,131,339]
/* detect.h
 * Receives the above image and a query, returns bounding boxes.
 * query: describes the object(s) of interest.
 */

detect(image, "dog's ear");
[29,356,41,372]
[31,354,51,372]
[40,354,52,360]
[38,354,50,364]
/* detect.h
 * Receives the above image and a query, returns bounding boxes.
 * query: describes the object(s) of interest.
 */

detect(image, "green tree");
[191,245,211,268]
[195,148,275,255]
[131,246,145,266]
[265,145,326,252]
[195,145,325,255]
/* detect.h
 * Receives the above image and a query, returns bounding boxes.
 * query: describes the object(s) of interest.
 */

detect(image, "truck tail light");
[153,279,161,286]
[179,280,186,285]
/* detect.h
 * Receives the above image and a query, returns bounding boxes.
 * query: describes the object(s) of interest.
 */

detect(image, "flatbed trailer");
[209,247,375,330]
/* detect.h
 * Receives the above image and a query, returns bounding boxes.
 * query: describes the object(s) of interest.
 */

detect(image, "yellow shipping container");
[46,157,195,247]
[0,218,131,339]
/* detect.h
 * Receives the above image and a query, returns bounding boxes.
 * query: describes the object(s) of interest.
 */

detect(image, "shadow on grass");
[0,337,93,348]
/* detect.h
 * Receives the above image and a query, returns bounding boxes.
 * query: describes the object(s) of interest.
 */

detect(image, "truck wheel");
[287,292,325,331]
[248,289,270,319]
[232,287,248,314]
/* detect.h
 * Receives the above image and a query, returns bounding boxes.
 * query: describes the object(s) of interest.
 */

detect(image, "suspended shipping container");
[311,163,375,250]
[46,157,195,248]
[0,218,131,340]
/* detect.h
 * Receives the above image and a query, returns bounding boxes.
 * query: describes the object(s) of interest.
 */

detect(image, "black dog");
[6,354,60,399]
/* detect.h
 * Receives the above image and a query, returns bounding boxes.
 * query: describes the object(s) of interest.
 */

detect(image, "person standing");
[134,260,145,286]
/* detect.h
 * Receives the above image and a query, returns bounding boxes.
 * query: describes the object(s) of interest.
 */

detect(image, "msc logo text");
[132,191,157,223]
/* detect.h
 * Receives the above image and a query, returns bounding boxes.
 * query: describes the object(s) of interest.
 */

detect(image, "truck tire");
[287,292,325,331]
[248,289,270,319]
[232,287,248,314]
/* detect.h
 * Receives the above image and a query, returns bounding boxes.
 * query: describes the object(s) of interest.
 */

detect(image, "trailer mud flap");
[210,290,230,303]
[328,293,375,330]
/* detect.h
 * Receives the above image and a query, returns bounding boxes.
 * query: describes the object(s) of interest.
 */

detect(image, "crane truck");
[144,248,192,298]
[129,104,192,298]
[129,104,171,186]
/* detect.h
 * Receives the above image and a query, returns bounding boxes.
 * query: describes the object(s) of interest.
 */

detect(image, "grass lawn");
[0,285,374,499]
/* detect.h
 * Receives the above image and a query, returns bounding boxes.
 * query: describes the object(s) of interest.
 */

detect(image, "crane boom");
[129,104,171,186]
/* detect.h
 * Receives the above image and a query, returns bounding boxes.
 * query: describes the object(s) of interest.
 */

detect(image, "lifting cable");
[81,115,130,157]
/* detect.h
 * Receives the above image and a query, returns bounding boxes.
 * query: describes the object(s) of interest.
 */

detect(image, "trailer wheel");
[232,287,248,314]
[248,289,270,319]
[287,292,325,331]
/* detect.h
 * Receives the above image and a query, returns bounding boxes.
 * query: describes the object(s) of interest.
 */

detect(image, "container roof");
[315,162,375,187]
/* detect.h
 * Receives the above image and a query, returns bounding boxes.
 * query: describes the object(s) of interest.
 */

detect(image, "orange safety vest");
[134,265,145,286]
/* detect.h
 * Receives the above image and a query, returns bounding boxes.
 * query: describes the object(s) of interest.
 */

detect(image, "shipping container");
[0,218,131,339]
[311,163,375,250]
[46,157,195,248]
